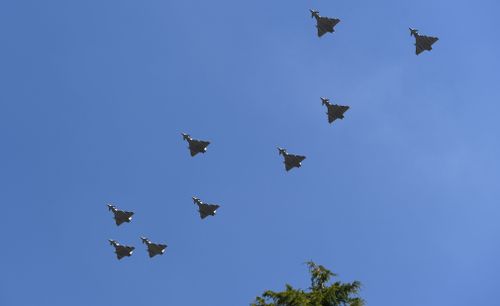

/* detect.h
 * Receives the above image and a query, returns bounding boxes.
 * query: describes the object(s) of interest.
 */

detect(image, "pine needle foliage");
[251,262,364,306]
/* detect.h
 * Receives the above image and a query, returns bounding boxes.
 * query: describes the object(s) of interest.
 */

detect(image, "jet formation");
[278,147,306,172]
[141,237,168,258]
[107,204,134,226]
[310,9,340,37]
[109,239,135,260]
[410,28,439,55]
[103,9,439,263]
[321,97,349,124]
[182,133,210,157]
[192,196,220,219]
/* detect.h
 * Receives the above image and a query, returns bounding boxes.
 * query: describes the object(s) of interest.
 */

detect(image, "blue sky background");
[1,1,499,305]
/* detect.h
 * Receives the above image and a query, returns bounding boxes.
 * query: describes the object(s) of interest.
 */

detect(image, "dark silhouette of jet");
[107,204,134,226]
[321,97,349,124]
[141,237,167,258]
[278,147,306,171]
[410,28,438,55]
[109,239,135,260]
[310,9,340,37]
[182,133,210,157]
[192,196,220,219]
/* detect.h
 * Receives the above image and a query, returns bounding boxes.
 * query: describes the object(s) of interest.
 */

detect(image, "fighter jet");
[310,9,340,37]
[141,237,167,258]
[109,239,135,260]
[278,147,306,171]
[182,133,210,157]
[192,196,220,219]
[410,28,438,55]
[107,204,134,226]
[321,97,349,124]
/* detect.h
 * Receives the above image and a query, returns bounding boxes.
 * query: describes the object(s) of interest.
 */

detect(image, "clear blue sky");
[1,1,499,305]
